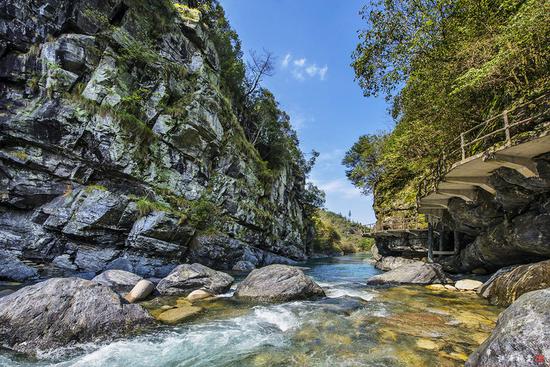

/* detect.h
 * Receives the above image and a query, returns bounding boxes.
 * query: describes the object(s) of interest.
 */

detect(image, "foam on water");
[324,286,377,301]
[0,302,306,367]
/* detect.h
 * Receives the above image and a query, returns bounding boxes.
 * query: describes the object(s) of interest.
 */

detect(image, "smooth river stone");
[124,279,155,303]
[156,305,203,324]
[187,289,213,301]
[455,279,483,291]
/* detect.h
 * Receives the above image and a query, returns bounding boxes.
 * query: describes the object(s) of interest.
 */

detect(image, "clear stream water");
[0,254,502,367]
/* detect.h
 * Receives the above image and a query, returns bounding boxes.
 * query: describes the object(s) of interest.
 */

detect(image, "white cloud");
[289,111,314,131]
[293,58,306,67]
[317,149,345,165]
[282,53,291,68]
[281,52,327,81]
[291,69,305,81]
[319,66,328,80]
[311,178,362,199]
[305,64,318,77]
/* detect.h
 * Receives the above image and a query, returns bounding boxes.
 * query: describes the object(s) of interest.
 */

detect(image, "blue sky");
[221,0,393,224]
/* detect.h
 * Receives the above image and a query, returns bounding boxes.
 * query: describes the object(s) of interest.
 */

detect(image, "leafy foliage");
[349,0,549,215]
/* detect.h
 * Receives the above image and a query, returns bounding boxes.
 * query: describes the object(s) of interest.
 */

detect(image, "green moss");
[84,184,108,193]
[115,29,160,69]
[131,196,173,217]
[128,192,224,232]
[82,7,109,28]
[164,93,194,119]
[9,150,29,161]
[27,76,40,93]
[186,196,223,231]
[173,3,201,22]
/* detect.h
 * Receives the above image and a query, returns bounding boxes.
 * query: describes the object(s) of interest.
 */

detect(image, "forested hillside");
[312,210,373,255]
[344,0,549,217]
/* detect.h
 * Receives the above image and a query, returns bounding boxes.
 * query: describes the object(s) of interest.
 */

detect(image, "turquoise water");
[0,254,501,367]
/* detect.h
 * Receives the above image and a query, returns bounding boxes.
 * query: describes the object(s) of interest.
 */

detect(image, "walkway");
[417,94,550,217]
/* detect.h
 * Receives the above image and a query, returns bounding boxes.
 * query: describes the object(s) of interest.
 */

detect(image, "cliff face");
[0,0,312,280]
[442,153,550,272]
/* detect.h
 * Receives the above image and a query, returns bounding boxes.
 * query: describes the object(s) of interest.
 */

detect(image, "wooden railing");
[418,94,550,200]
[365,214,427,234]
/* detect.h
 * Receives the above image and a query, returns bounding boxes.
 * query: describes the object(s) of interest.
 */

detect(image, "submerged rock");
[313,296,366,315]
[478,260,550,306]
[234,264,325,302]
[375,256,421,271]
[0,278,153,355]
[366,262,448,285]
[92,269,143,294]
[454,279,483,291]
[156,305,203,324]
[466,288,550,367]
[156,263,234,296]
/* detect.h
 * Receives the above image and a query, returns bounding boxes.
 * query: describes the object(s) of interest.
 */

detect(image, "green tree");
[349,0,549,214]
[343,134,386,195]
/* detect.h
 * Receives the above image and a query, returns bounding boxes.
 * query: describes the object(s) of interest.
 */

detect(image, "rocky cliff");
[441,155,550,272]
[0,0,314,281]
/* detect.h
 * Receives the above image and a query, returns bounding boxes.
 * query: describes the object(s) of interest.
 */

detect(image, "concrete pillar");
[453,230,460,255]
[427,222,434,262]
[438,223,445,256]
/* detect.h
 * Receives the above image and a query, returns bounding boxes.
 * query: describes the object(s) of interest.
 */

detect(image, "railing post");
[460,132,466,160]
[503,110,511,146]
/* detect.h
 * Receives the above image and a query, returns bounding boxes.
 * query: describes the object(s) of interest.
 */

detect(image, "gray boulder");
[366,262,448,285]
[156,263,234,296]
[375,256,421,271]
[234,264,325,302]
[0,250,37,281]
[466,288,550,367]
[92,269,143,294]
[478,260,550,306]
[370,244,382,261]
[0,278,153,356]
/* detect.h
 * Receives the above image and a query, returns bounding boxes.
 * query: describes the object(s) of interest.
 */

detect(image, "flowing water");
[0,254,503,367]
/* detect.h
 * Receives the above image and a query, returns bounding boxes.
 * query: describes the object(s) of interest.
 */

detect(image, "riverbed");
[0,254,502,367]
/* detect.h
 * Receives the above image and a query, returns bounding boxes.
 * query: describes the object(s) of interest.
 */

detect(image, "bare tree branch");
[244,49,275,99]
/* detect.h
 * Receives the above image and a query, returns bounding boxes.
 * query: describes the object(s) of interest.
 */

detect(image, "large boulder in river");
[375,256,421,271]
[156,263,234,296]
[366,262,448,285]
[478,260,550,306]
[466,288,550,367]
[234,264,325,302]
[92,269,143,294]
[0,277,153,355]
